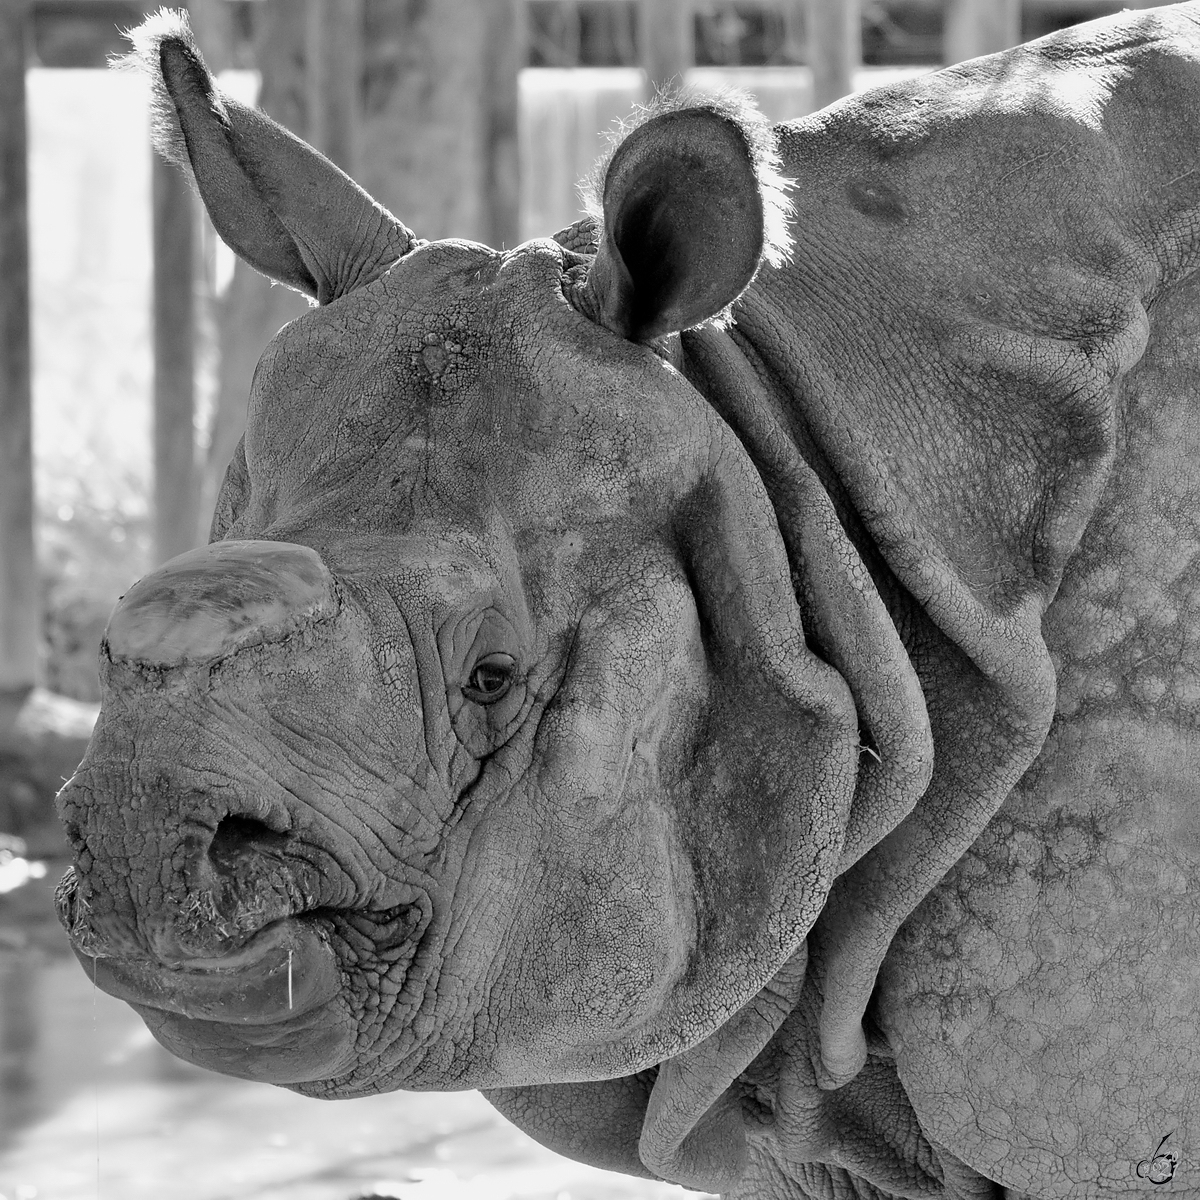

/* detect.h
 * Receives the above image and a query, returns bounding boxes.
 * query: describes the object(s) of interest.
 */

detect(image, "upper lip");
[165,918,292,971]
[59,859,427,1027]
[74,912,343,1025]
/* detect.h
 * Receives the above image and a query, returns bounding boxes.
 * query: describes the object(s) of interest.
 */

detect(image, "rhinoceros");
[54,4,1200,1197]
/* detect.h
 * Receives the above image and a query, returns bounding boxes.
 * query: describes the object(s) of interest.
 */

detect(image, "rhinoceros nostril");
[144,814,301,963]
[209,813,291,870]
[203,813,296,925]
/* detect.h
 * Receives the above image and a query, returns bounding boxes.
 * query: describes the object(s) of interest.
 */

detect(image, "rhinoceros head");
[57,11,863,1127]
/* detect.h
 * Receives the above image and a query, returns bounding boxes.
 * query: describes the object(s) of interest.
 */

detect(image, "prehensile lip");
[72,915,343,1025]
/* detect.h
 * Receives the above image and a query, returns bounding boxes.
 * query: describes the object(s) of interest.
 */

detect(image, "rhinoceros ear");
[122,12,414,303]
[581,99,791,342]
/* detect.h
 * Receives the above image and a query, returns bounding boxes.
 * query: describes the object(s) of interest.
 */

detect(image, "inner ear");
[610,165,716,334]
[588,107,770,342]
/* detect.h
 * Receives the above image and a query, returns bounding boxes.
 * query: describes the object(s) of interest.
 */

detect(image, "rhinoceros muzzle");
[55,813,313,967]
[53,540,393,1075]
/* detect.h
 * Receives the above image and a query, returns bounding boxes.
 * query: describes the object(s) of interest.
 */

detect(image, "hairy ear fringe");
[112,8,223,194]
[582,87,794,297]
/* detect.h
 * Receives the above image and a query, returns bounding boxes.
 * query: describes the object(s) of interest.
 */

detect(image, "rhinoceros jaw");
[105,539,338,668]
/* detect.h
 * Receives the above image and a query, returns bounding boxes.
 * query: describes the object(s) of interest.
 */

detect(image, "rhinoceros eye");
[464,653,515,704]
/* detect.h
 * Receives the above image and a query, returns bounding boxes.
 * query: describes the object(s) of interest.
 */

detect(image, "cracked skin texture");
[53,5,1200,1199]
[879,267,1200,1197]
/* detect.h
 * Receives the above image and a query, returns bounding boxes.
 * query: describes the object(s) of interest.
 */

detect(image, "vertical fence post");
[944,0,1021,64]
[306,0,362,175]
[187,0,233,72]
[0,0,37,698]
[152,153,198,565]
[780,1,807,66]
[641,0,693,96]
[808,0,860,110]
[485,0,524,249]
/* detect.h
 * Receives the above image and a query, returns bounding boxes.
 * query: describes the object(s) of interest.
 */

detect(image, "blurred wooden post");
[0,0,37,695]
[152,155,198,564]
[306,0,362,175]
[808,0,859,109]
[780,1,807,66]
[641,0,693,95]
[187,0,233,71]
[944,0,1020,64]
[484,0,523,248]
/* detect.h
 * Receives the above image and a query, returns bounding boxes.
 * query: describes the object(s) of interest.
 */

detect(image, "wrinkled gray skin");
[55,6,1200,1198]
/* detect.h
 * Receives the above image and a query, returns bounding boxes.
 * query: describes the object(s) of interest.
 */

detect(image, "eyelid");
[473,651,515,673]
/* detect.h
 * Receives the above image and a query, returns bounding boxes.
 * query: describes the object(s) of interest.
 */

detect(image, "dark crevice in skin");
[804,630,881,763]
[857,723,881,763]
[331,902,424,953]
[861,985,896,1060]
[313,902,425,969]
[801,627,835,669]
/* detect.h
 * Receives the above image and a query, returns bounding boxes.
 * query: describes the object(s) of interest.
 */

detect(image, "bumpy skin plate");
[879,264,1200,1196]
[719,6,1200,1194]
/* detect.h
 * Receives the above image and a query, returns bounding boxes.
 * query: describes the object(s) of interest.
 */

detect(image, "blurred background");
[0,1,1173,1197]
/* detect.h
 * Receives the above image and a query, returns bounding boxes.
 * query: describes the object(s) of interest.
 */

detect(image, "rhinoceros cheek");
[133,997,357,1086]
